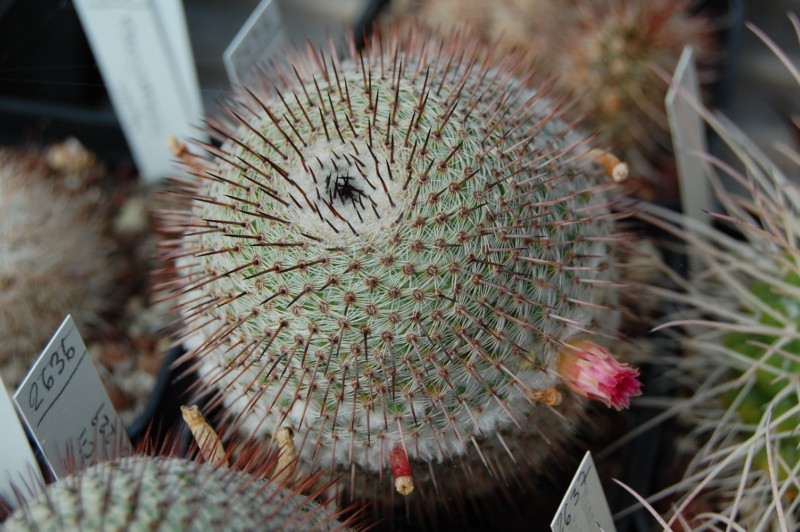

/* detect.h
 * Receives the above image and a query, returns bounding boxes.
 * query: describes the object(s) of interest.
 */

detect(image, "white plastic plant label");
[14,315,132,479]
[150,0,205,121]
[666,45,711,275]
[224,0,287,86]
[551,451,616,532]
[73,0,204,181]
[0,378,43,509]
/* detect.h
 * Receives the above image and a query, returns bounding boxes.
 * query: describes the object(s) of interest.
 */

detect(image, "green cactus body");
[722,275,800,480]
[1,456,343,531]
[163,32,623,485]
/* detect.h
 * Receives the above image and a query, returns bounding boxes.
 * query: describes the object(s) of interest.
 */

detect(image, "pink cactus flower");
[557,340,642,410]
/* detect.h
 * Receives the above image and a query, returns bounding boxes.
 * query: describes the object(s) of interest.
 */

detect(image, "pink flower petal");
[557,340,642,410]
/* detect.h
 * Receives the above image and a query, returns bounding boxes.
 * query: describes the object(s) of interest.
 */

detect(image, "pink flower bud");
[557,340,642,410]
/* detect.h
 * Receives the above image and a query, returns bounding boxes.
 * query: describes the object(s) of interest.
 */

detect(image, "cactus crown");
[161,29,625,479]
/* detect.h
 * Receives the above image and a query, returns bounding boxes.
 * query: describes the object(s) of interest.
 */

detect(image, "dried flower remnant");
[528,386,563,406]
[181,404,227,467]
[585,149,629,183]
[274,426,298,484]
[557,340,641,410]
[390,443,414,496]
[45,137,97,178]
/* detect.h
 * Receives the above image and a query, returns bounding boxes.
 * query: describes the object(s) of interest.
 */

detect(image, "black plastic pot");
[125,346,197,445]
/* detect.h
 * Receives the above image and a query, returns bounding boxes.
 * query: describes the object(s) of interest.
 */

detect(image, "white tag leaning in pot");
[14,315,132,479]
[73,0,204,181]
[224,0,288,87]
[666,45,711,277]
[0,378,43,509]
[551,451,617,532]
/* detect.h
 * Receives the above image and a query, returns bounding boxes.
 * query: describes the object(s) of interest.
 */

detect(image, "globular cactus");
[159,28,640,513]
[1,453,348,531]
[635,19,800,530]
[0,145,117,388]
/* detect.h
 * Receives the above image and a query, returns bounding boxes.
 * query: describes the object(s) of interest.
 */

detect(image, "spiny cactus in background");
[1,448,351,531]
[384,0,560,68]
[634,18,800,530]
[546,0,714,179]
[383,0,714,190]
[0,145,117,388]
[158,28,641,510]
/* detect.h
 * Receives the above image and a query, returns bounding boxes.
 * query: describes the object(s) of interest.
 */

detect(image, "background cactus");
[0,144,117,388]
[381,0,715,194]
[544,0,714,179]
[1,453,349,531]
[159,28,639,518]
[633,18,800,529]
[383,0,560,69]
